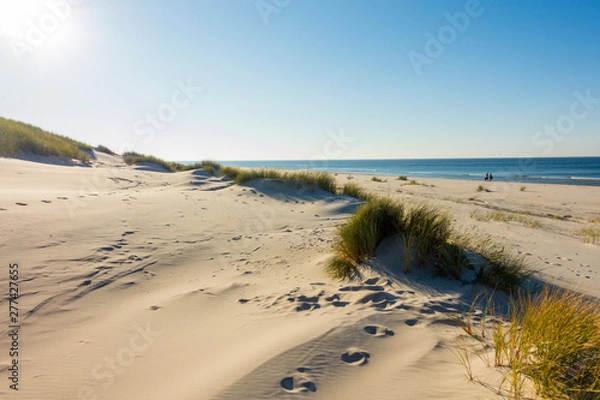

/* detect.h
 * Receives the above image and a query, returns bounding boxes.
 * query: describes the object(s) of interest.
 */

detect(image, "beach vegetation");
[397,175,408,181]
[96,145,116,156]
[220,167,337,194]
[0,116,92,162]
[327,196,404,278]
[199,160,222,175]
[468,237,530,293]
[327,194,475,280]
[327,189,529,291]
[341,182,370,201]
[476,185,486,192]
[520,185,526,192]
[122,152,202,172]
[470,210,541,229]
[575,226,600,244]
[492,287,600,398]
[371,176,383,182]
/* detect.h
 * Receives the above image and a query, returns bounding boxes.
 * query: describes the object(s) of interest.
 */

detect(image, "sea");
[182,157,600,187]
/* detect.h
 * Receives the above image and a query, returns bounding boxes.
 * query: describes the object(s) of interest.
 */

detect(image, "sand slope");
[1,158,598,399]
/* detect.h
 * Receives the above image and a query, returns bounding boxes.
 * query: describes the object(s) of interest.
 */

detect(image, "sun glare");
[0,1,44,36]
[0,0,83,63]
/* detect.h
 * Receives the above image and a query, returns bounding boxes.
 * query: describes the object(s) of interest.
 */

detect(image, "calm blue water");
[181,157,600,186]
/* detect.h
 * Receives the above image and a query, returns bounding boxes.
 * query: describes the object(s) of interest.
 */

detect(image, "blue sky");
[1,0,599,161]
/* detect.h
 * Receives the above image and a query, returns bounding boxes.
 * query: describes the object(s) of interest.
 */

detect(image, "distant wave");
[570,176,600,181]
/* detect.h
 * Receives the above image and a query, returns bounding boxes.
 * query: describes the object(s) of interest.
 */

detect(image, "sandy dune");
[0,156,598,399]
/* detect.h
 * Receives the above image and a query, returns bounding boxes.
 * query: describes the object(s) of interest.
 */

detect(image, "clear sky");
[1,0,599,161]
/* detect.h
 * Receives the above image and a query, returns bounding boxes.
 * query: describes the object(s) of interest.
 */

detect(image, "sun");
[0,1,45,36]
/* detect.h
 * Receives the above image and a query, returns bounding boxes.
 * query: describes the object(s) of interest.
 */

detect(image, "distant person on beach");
[490,173,493,181]
[485,172,489,181]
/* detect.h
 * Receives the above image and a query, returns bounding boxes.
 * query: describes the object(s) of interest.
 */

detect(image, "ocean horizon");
[179,156,600,186]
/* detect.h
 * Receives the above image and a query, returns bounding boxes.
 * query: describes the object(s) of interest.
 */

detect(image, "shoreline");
[182,156,600,187]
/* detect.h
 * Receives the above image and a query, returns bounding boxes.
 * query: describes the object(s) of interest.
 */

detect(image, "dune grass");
[326,196,404,278]
[326,194,476,280]
[123,152,184,172]
[470,210,541,229]
[0,116,92,162]
[199,160,222,175]
[122,152,212,173]
[397,175,408,181]
[476,185,487,192]
[469,238,530,293]
[327,188,528,290]
[341,182,370,201]
[96,145,116,155]
[220,167,337,194]
[492,288,600,398]
[575,226,600,244]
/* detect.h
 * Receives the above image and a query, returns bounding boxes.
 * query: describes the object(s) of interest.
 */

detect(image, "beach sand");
[1,155,598,399]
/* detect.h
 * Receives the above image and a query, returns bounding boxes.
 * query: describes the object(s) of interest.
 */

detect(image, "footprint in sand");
[296,302,320,312]
[280,368,316,393]
[356,292,398,310]
[405,319,419,327]
[364,325,394,337]
[149,305,162,311]
[341,349,370,366]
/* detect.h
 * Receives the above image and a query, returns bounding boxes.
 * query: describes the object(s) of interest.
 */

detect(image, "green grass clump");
[326,189,527,290]
[403,204,453,269]
[470,210,541,229]
[0,116,91,162]
[467,238,529,293]
[96,145,116,155]
[397,175,408,181]
[341,182,369,201]
[327,196,469,279]
[220,165,242,180]
[221,168,337,194]
[200,160,222,175]
[476,185,487,192]
[122,152,202,173]
[520,186,526,192]
[575,227,600,244]
[494,288,600,398]
[371,176,383,182]
[328,197,404,278]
